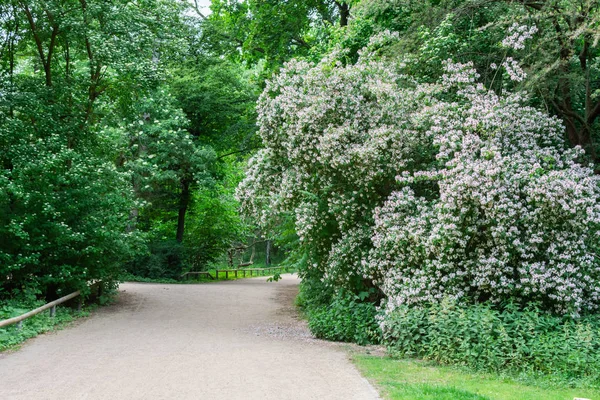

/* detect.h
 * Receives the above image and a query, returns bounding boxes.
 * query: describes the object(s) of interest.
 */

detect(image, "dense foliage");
[306,289,381,345]
[0,0,178,299]
[384,299,600,383]
[0,1,258,300]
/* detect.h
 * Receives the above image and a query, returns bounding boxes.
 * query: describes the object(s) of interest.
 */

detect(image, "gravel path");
[0,274,380,400]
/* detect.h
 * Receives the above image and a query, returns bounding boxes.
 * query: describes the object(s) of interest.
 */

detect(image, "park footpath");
[0,274,380,400]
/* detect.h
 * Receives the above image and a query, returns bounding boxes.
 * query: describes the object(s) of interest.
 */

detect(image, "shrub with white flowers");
[237,39,600,315]
[369,62,600,316]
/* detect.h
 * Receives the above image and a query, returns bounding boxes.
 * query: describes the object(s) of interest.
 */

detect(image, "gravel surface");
[0,274,380,400]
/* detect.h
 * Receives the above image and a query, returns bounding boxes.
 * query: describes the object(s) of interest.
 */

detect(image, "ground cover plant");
[383,300,600,384]
[0,298,88,351]
[307,289,381,345]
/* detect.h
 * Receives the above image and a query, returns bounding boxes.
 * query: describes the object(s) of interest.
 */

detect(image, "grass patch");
[353,355,600,400]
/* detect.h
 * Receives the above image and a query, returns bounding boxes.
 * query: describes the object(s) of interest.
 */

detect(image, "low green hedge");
[307,290,382,345]
[383,299,600,383]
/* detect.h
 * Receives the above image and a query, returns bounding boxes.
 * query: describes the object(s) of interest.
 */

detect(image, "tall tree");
[0,0,186,298]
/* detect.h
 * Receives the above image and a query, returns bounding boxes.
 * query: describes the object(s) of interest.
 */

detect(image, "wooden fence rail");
[181,266,288,281]
[0,290,81,329]
[0,280,104,330]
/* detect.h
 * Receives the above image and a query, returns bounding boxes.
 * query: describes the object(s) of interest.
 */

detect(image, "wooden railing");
[181,266,288,281]
[0,291,81,329]
[0,281,102,330]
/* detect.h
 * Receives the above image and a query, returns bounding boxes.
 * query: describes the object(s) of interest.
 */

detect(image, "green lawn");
[353,355,600,400]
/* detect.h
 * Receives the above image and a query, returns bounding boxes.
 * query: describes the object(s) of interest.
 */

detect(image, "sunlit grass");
[354,355,600,400]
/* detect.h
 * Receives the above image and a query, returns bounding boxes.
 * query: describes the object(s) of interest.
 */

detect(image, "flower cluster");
[502,57,527,82]
[501,23,538,50]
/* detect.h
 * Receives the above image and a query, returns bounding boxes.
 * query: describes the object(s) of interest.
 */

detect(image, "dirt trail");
[0,274,380,400]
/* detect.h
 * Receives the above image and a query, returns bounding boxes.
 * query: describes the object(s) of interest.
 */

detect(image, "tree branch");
[587,101,600,125]
[191,0,207,19]
[217,147,259,160]
[509,0,545,11]
[551,99,586,126]
[20,2,52,86]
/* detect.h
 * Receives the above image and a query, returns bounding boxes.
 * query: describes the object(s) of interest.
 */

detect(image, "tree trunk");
[8,36,14,118]
[250,242,256,263]
[338,2,349,27]
[176,180,190,243]
[265,240,271,266]
[550,15,599,164]
[126,208,138,233]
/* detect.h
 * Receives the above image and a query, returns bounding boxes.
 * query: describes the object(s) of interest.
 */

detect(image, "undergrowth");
[0,299,87,351]
[383,299,600,387]
[298,279,381,345]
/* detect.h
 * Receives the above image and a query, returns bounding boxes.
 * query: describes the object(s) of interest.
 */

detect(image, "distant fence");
[0,281,102,330]
[181,266,288,281]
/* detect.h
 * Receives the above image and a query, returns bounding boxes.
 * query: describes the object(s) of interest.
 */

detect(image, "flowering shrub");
[369,63,600,316]
[237,39,600,316]
[237,46,435,288]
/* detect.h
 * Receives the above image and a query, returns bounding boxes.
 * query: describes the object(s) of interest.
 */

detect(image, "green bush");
[383,299,600,383]
[295,271,335,311]
[125,240,185,280]
[307,290,382,345]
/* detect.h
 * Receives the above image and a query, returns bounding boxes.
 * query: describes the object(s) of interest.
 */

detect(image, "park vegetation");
[2,0,600,387]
